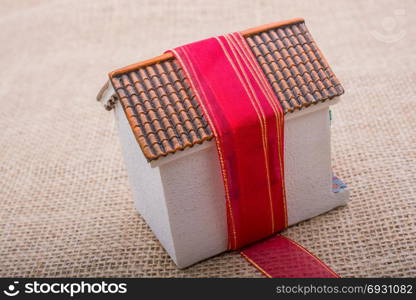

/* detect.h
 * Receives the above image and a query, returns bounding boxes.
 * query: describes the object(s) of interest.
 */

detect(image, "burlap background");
[0,0,415,277]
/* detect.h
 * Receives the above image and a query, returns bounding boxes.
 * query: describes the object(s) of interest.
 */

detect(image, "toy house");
[97,18,349,268]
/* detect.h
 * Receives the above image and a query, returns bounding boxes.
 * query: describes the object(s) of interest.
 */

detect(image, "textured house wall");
[115,102,178,263]
[284,104,348,225]
[160,143,228,268]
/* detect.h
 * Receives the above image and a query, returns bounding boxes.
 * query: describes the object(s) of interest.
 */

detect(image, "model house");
[97,18,349,268]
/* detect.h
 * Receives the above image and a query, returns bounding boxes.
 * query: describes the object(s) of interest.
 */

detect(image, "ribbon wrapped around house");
[103,18,349,277]
[168,32,338,277]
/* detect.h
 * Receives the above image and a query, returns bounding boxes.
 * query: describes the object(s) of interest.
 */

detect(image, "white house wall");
[115,103,178,263]
[115,99,348,268]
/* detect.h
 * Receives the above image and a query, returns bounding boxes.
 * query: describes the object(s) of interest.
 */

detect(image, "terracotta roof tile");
[109,19,344,161]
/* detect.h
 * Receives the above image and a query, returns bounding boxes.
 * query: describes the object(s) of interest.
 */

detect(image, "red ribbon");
[168,32,338,278]
[241,235,339,278]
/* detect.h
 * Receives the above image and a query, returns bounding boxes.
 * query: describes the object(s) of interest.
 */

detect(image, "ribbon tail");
[240,235,340,278]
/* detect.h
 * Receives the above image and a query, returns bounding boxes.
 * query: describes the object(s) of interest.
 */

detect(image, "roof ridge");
[109,18,305,78]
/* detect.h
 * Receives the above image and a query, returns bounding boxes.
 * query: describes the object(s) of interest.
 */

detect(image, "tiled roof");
[109,18,344,161]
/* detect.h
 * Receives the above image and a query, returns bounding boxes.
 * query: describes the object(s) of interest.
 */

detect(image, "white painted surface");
[115,97,349,268]
[115,104,178,263]
[160,144,228,268]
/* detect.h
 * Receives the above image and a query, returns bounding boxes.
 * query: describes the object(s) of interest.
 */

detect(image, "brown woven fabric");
[110,20,343,161]
[0,0,415,278]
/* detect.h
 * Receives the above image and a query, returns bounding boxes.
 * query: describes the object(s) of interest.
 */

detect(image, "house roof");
[108,18,344,161]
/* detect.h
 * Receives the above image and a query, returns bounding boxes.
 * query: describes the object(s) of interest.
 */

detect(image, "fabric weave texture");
[0,0,415,277]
